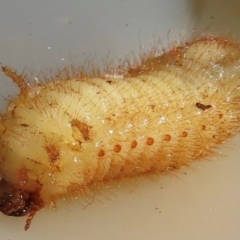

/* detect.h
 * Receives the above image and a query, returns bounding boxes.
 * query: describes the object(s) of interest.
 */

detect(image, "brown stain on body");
[70,119,91,142]
[45,144,60,162]
[195,102,212,111]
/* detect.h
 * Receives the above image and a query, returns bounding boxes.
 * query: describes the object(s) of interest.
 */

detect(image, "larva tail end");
[0,178,44,230]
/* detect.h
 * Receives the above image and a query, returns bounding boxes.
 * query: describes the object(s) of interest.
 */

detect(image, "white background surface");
[0,1,240,239]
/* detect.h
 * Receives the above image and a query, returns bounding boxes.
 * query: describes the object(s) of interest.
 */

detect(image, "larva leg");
[1,66,28,92]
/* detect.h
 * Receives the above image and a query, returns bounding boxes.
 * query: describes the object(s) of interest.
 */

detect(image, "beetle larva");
[0,35,240,230]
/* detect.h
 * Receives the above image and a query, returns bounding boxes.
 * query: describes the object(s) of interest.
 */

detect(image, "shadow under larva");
[0,35,240,230]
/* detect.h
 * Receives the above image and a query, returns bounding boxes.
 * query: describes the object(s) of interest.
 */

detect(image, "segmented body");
[0,36,240,229]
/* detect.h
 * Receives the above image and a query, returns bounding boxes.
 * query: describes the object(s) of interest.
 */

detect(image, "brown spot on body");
[98,149,105,157]
[202,125,206,130]
[149,104,155,110]
[196,102,212,111]
[164,134,171,142]
[45,144,59,162]
[182,131,188,137]
[114,144,121,153]
[20,124,29,127]
[146,137,154,145]
[131,140,137,148]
